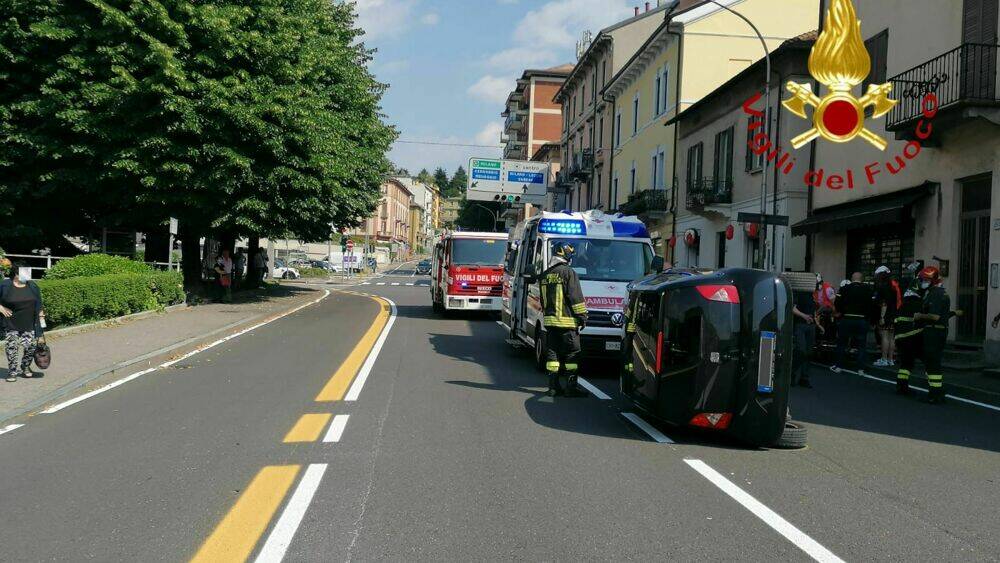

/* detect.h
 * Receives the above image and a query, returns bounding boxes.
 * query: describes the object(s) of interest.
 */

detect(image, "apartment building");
[501,65,574,162]
[440,196,462,227]
[351,177,412,246]
[792,0,1000,355]
[672,32,817,270]
[553,1,673,214]
[601,0,818,258]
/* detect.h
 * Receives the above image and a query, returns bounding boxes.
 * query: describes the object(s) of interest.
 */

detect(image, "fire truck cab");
[431,231,507,313]
[503,210,659,365]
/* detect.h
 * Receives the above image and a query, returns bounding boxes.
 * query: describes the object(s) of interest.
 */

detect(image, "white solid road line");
[831,365,1000,413]
[344,296,397,402]
[254,463,328,563]
[391,282,400,286]
[41,290,332,415]
[684,459,845,563]
[406,283,414,286]
[376,283,385,286]
[622,412,674,443]
[0,424,25,436]
[576,377,612,401]
[323,414,350,443]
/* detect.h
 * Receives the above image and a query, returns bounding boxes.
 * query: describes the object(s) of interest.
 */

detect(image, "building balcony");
[568,149,593,180]
[619,188,671,219]
[887,43,1000,139]
[504,110,527,132]
[686,177,732,209]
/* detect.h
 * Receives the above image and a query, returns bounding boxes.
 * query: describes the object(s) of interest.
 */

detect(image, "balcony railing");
[504,111,526,131]
[620,188,671,217]
[887,43,999,130]
[686,177,732,208]
[569,149,593,180]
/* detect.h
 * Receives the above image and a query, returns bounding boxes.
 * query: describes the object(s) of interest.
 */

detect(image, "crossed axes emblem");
[783,81,897,150]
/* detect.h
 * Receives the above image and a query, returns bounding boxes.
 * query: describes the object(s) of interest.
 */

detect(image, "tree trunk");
[180,224,204,289]
[247,236,261,288]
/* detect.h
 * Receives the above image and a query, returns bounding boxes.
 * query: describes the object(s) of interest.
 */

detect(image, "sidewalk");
[0,285,323,425]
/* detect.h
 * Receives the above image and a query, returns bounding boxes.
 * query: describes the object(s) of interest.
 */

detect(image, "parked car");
[271,259,300,280]
[620,268,803,448]
[310,260,342,273]
[415,259,431,275]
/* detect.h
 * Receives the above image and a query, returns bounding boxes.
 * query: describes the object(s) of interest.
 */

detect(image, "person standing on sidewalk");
[791,288,820,388]
[873,265,900,367]
[913,267,956,404]
[252,248,267,288]
[831,272,873,376]
[0,265,45,382]
[893,281,925,395]
[233,249,247,291]
[214,249,233,303]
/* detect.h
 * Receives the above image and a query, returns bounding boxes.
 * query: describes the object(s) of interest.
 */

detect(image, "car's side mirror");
[521,263,537,281]
[650,256,665,274]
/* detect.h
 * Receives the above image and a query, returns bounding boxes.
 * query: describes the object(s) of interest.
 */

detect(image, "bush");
[37,271,185,327]
[298,267,329,278]
[45,254,152,280]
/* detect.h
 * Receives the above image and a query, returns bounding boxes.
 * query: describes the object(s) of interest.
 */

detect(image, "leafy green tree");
[0,0,395,285]
[449,165,468,197]
[416,168,433,185]
[433,167,449,193]
[457,198,503,232]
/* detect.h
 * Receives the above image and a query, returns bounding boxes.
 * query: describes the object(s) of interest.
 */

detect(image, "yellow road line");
[191,465,300,563]
[315,296,389,402]
[283,413,333,443]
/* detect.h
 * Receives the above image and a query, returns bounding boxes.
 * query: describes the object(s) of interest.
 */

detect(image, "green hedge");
[37,271,184,327]
[297,267,329,278]
[45,254,152,280]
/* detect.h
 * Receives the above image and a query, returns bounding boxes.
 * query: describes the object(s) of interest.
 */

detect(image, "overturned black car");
[620,268,800,448]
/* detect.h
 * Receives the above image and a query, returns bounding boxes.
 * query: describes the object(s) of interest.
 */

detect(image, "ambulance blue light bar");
[539,219,586,235]
[611,221,649,238]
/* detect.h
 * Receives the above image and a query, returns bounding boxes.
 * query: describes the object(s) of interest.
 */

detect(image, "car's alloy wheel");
[533,325,546,372]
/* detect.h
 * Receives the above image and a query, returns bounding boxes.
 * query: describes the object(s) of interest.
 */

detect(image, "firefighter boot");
[546,373,564,397]
[895,369,910,396]
[564,374,587,398]
[924,379,946,404]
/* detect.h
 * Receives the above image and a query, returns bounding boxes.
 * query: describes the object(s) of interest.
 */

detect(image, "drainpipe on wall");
[602,91,616,212]
[667,22,684,265]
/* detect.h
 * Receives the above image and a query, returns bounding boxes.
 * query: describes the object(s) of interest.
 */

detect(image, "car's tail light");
[655,331,664,373]
[689,413,733,430]
[696,285,740,303]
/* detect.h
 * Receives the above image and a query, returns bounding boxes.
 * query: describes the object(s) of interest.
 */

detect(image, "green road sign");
[471,159,501,169]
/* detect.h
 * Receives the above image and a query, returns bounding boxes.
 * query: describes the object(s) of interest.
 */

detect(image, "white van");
[502,210,660,366]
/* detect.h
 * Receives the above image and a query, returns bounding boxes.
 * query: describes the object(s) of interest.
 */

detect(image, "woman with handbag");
[214,249,233,303]
[0,264,46,382]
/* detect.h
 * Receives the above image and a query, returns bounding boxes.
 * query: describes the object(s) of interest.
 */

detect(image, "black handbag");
[33,338,51,370]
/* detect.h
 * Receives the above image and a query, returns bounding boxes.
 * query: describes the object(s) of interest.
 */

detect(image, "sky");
[353,0,643,176]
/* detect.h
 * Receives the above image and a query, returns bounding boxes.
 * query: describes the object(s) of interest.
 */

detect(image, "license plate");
[757,331,776,393]
[605,341,621,351]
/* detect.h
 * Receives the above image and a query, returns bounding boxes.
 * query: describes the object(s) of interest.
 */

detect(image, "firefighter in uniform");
[540,242,588,397]
[913,267,953,404]
[893,281,924,395]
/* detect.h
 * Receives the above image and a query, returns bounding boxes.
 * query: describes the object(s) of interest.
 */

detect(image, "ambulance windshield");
[548,238,653,282]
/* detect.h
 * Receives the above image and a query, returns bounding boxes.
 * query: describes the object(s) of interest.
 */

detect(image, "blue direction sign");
[507,171,545,184]
[472,168,501,181]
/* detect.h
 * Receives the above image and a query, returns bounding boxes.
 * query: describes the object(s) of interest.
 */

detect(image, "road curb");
[0,289,323,427]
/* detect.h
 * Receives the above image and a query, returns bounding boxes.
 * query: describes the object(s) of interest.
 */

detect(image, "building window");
[581,84,586,113]
[654,74,662,116]
[596,174,602,209]
[686,142,704,188]
[615,110,622,147]
[632,94,640,136]
[656,147,666,189]
[863,30,889,92]
[598,116,604,147]
[745,116,765,171]
[713,127,734,187]
[630,161,637,195]
[612,173,619,209]
[650,153,658,191]
[602,60,608,88]
[660,66,670,114]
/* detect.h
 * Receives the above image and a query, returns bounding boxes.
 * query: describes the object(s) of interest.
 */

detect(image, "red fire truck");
[430,231,507,314]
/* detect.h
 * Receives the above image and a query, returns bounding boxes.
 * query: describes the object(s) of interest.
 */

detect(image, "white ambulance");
[502,210,661,366]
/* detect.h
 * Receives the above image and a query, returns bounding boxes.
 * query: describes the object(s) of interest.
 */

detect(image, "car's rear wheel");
[772,420,808,449]
[282,272,291,279]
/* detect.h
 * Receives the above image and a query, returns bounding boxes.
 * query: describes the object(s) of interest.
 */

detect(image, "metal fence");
[887,43,999,129]
[4,253,180,280]
[686,177,733,208]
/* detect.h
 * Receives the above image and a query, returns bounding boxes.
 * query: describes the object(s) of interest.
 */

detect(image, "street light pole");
[471,203,501,232]
[705,0,772,271]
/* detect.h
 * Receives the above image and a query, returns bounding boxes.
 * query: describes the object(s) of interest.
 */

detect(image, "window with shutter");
[863,30,889,94]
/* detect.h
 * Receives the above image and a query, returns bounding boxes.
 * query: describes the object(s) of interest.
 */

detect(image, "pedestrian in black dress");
[0,264,45,382]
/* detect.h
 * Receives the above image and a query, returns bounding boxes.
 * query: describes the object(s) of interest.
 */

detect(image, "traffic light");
[492,194,522,203]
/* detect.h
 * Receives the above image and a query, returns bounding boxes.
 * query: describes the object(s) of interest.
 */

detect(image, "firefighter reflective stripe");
[927,374,944,388]
[897,368,910,381]
[625,363,634,373]
[564,363,578,372]
[571,302,587,315]
[544,316,577,328]
[546,361,561,373]
[894,316,913,323]
[844,313,866,318]
[895,329,922,340]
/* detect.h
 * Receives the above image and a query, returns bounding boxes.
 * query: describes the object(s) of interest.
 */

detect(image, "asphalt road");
[1,265,998,562]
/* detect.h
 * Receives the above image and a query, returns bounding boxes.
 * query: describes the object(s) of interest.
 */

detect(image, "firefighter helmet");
[552,242,575,260]
[918,266,941,286]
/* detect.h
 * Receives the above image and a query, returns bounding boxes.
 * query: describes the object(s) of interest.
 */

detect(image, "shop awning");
[791,183,936,236]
